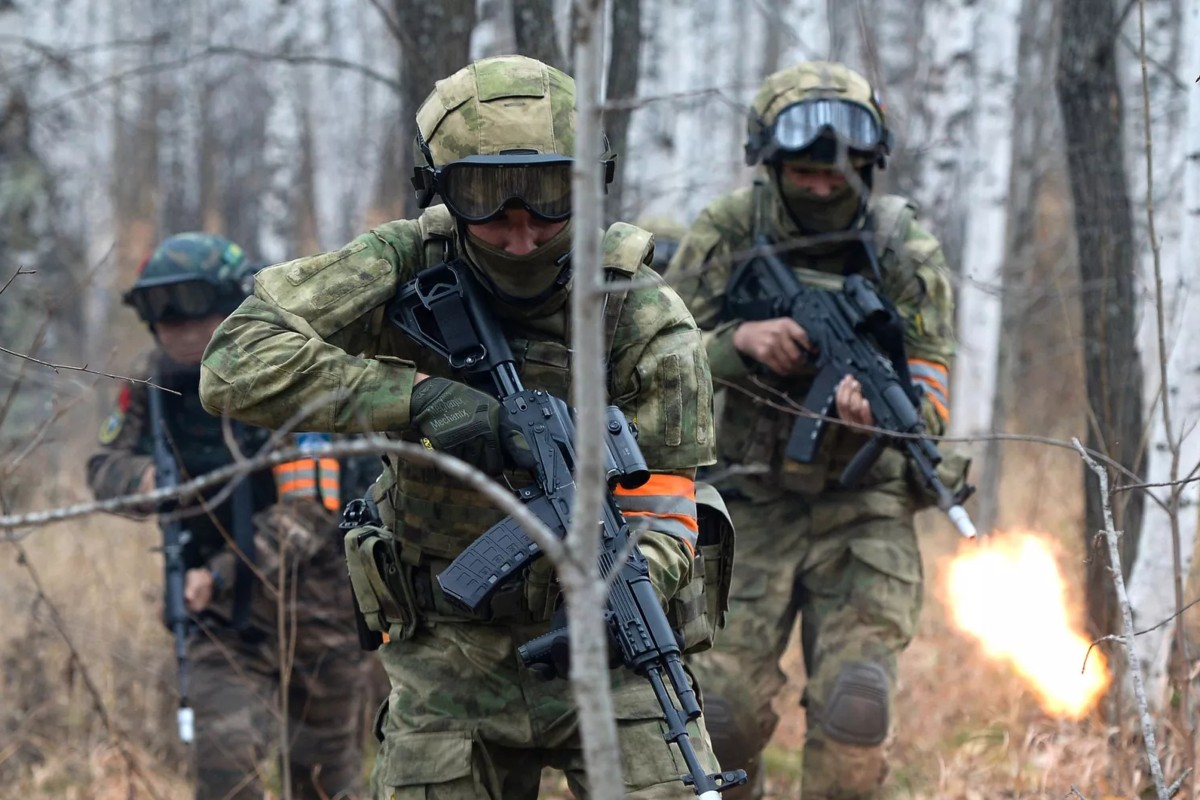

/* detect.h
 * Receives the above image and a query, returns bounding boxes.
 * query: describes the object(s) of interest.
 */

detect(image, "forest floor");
[1,436,1195,800]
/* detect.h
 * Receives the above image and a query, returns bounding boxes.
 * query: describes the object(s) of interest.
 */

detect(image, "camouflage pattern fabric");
[372,622,718,799]
[665,179,955,798]
[87,355,369,800]
[688,486,921,800]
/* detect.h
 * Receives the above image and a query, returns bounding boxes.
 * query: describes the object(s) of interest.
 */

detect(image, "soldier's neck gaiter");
[464,220,574,302]
[777,177,863,234]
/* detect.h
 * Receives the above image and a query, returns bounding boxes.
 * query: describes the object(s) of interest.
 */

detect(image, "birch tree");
[1124,0,1200,708]
[949,1,1020,444]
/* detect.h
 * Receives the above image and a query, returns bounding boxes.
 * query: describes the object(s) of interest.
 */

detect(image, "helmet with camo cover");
[123,233,256,326]
[410,55,613,222]
[744,61,892,169]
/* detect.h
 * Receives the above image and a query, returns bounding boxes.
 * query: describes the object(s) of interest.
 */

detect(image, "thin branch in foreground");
[1073,437,1169,800]
[0,346,180,394]
[0,266,36,296]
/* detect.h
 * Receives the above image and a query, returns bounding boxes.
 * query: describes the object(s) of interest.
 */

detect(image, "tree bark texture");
[513,0,566,70]
[602,0,641,222]
[1055,0,1146,641]
[388,0,477,219]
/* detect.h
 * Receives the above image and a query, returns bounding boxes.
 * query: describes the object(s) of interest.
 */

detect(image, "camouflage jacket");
[200,207,716,604]
[665,181,956,499]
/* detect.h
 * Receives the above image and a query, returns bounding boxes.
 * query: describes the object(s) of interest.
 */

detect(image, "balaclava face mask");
[775,168,864,234]
[464,219,575,310]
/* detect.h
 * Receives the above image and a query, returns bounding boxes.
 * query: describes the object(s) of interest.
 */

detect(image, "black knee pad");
[821,661,889,746]
[703,693,764,798]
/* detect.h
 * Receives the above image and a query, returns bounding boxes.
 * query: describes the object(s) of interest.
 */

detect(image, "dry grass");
[3,422,1195,799]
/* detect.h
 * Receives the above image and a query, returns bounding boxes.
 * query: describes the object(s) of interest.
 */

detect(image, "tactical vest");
[717,186,919,498]
[148,359,277,567]
[365,210,642,565]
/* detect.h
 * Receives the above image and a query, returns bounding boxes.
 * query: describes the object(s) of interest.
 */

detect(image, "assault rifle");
[147,379,195,744]
[724,236,977,538]
[388,260,746,798]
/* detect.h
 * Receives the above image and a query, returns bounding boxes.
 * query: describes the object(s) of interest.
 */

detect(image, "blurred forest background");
[1,0,1199,796]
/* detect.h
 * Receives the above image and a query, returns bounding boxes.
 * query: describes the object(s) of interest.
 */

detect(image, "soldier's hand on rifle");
[410,376,506,475]
[836,375,875,427]
[184,568,214,612]
[732,318,816,375]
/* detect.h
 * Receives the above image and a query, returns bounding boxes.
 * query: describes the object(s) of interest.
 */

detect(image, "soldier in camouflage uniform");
[198,56,724,799]
[665,62,960,799]
[87,233,368,800]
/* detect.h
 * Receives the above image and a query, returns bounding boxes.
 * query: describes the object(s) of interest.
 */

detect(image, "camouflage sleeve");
[608,270,716,602]
[199,222,424,433]
[85,377,154,503]
[663,191,755,384]
[883,217,956,435]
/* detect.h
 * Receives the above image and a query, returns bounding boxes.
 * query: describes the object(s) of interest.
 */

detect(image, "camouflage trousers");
[370,620,720,799]
[189,502,371,800]
[689,480,923,800]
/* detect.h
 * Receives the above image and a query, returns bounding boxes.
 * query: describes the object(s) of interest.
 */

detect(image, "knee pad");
[821,661,889,746]
[703,693,765,800]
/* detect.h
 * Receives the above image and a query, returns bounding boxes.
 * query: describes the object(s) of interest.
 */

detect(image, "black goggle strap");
[411,128,438,208]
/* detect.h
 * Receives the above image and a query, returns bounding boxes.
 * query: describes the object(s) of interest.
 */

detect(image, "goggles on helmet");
[123,275,240,325]
[423,154,574,224]
[764,99,887,160]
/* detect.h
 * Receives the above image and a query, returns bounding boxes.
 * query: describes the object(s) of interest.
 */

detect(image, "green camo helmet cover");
[134,233,251,289]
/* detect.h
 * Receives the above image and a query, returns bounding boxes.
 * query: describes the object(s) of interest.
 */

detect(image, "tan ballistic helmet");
[411,55,613,208]
[744,60,892,168]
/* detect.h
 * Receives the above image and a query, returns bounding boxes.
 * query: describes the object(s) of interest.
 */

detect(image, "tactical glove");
[409,377,505,475]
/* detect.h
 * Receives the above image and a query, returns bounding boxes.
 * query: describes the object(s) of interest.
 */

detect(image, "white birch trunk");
[910,0,974,274]
[1125,0,1200,709]
[949,0,1020,438]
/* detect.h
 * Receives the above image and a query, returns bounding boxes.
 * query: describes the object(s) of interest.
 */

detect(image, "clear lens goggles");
[435,155,573,224]
[770,99,884,156]
[123,276,230,324]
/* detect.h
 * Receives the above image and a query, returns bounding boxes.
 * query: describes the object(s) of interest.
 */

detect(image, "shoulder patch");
[282,240,370,286]
[98,410,124,444]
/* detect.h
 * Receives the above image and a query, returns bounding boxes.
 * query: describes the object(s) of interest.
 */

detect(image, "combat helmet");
[744,61,892,169]
[123,233,255,326]
[410,55,612,224]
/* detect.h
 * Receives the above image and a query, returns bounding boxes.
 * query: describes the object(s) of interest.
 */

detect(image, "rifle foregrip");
[437,515,543,612]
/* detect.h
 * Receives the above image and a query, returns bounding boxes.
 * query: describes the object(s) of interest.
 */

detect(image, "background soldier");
[198,55,723,798]
[666,62,961,799]
[87,233,368,800]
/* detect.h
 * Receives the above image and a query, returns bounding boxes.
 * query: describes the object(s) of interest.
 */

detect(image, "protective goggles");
[758,99,888,161]
[123,275,239,325]
[420,155,575,224]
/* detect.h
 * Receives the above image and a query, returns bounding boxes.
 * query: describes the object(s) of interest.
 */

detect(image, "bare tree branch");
[0,266,35,296]
[1073,437,1169,800]
[0,345,180,394]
